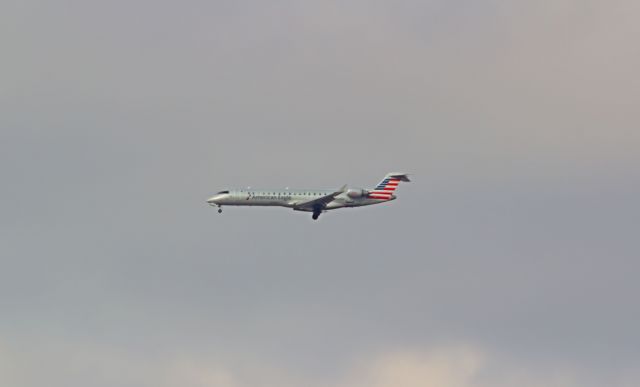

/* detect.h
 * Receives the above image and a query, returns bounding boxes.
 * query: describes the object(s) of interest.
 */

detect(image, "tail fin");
[368,172,411,200]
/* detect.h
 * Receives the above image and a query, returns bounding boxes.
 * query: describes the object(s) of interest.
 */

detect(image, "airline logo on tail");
[367,173,410,200]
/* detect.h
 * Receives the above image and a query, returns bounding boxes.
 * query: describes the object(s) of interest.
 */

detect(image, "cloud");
[159,346,636,387]
[337,347,483,387]
[1,2,639,387]
[0,339,613,387]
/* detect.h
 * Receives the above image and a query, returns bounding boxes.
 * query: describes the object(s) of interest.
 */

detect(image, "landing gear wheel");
[312,210,321,220]
[218,207,223,213]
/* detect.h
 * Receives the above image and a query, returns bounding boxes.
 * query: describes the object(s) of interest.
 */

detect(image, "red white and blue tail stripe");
[367,173,410,200]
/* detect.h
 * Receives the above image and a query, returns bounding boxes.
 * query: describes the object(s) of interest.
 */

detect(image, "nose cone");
[207,194,224,205]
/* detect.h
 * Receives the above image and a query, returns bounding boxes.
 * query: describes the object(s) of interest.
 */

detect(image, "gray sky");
[1,1,639,386]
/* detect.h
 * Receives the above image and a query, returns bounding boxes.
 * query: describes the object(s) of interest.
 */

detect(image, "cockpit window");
[216,190,230,194]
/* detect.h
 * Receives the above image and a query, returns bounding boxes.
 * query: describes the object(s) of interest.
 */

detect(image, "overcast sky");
[1,1,639,386]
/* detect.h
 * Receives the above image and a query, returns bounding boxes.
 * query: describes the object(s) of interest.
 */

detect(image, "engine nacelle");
[347,188,368,198]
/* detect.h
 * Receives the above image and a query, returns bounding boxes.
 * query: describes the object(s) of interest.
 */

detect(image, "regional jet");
[207,172,410,220]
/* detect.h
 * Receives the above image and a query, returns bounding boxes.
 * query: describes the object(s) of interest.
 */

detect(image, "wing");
[293,185,347,211]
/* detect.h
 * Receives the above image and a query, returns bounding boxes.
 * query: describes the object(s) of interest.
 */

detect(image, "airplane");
[207,172,410,220]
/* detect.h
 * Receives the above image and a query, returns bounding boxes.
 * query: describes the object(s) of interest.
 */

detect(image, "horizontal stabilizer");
[385,172,411,182]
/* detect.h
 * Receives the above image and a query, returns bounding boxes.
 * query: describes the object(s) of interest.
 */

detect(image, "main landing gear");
[312,207,322,220]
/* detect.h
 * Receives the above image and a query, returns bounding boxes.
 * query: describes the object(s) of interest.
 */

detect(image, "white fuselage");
[207,172,409,219]
[207,188,394,212]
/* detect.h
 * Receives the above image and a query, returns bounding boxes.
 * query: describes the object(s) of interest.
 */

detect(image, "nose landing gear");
[217,206,223,213]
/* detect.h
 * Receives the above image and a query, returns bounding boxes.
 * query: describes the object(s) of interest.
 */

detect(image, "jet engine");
[346,188,369,198]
